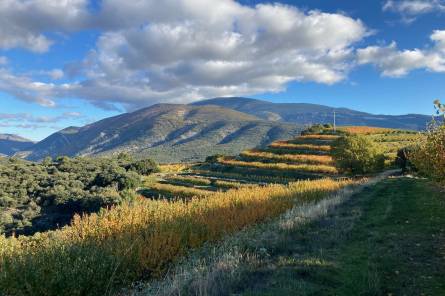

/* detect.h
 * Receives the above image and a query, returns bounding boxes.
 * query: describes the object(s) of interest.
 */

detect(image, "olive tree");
[332,135,385,174]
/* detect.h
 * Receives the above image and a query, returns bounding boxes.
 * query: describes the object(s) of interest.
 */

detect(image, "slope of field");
[138,174,445,296]
[0,178,353,296]
[0,126,422,296]
[197,133,339,180]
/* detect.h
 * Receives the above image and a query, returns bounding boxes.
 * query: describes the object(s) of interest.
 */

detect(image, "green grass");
[235,177,445,295]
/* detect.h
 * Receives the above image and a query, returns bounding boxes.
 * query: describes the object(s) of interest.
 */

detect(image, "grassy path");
[238,177,445,295]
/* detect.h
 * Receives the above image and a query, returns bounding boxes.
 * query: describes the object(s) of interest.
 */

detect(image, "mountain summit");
[25,103,301,162]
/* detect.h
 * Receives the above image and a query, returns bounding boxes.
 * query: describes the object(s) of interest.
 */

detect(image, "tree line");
[0,154,159,236]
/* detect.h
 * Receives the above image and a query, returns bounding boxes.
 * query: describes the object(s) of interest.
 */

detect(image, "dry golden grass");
[167,175,246,190]
[148,182,214,199]
[298,135,340,140]
[159,163,192,173]
[219,157,338,174]
[213,179,247,189]
[269,141,332,152]
[0,178,353,296]
[335,126,398,135]
[193,170,296,184]
[241,149,334,165]
[167,175,212,186]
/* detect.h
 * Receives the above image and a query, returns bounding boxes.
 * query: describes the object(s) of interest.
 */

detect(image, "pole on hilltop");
[333,110,336,133]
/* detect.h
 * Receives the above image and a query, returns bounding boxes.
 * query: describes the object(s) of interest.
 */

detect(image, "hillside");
[25,104,302,162]
[0,134,34,156]
[192,97,432,131]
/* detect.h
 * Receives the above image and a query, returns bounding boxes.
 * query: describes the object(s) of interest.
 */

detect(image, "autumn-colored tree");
[409,100,445,183]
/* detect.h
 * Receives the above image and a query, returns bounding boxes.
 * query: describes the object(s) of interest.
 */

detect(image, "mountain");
[0,134,34,156]
[192,97,433,131]
[26,104,302,163]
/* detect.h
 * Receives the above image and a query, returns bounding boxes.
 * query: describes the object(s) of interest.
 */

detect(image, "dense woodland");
[0,154,158,236]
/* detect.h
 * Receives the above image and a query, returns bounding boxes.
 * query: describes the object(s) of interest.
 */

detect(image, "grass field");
[0,179,352,296]
[164,175,247,190]
[233,177,445,295]
[269,141,332,152]
[191,170,298,184]
[218,157,338,174]
[240,150,334,165]
[140,182,214,199]
[140,175,445,296]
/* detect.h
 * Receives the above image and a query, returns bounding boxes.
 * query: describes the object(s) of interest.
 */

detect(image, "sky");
[0,0,444,141]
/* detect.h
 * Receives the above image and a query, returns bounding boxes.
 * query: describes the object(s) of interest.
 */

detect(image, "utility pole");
[333,110,336,133]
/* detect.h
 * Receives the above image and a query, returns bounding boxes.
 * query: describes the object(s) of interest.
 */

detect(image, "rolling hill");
[25,104,302,162]
[192,97,433,130]
[0,134,34,156]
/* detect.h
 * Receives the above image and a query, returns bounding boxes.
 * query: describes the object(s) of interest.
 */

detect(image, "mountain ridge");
[192,97,432,130]
[3,97,435,162]
[0,134,35,156]
[24,103,301,162]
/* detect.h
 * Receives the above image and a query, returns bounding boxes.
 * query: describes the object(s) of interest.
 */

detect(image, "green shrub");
[126,158,160,175]
[205,154,225,163]
[301,124,325,135]
[409,125,445,183]
[332,135,385,174]
[0,156,157,236]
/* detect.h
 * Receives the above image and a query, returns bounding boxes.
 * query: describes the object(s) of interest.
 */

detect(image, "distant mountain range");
[0,134,34,156]
[193,97,433,130]
[1,97,434,162]
[21,103,301,162]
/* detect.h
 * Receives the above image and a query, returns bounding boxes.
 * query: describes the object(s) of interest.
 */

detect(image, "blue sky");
[0,0,444,141]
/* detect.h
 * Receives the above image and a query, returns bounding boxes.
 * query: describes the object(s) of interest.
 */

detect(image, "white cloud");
[383,0,445,22]
[0,0,369,110]
[357,30,445,77]
[71,1,368,109]
[0,0,90,52]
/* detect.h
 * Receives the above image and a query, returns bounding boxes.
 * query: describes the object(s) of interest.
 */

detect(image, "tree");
[409,101,445,183]
[332,135,385,174]
[126,159,159,175]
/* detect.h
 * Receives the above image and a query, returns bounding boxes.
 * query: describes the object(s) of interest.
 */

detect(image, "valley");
[2,124,436,296]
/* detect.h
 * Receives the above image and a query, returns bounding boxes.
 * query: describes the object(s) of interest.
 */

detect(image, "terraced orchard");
[143,126,418,200]
[140,133,342,201]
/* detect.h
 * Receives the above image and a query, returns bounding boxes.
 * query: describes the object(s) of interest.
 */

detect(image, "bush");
[409,125,445,183]
[332,135,385,174]
[205,154,224,163]
[301,124,325,135]
[0,156,157,236]
[126,158,160,175]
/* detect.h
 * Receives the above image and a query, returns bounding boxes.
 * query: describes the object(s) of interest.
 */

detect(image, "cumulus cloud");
[383,0,445,22]
[0,0,90,52]
[357,29,445,77]
[0,0,369,110]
